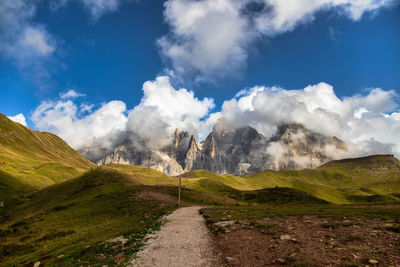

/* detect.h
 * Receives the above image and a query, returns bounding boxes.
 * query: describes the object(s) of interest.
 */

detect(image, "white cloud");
[159,0,251,79]
[31,76,400,161]
[19,27,55,56]
[127,76,215,148]
[8,113,27,127]
[159,0,396,80]
[60,89,86,99]
[0,1,55,66]
[0,0,124,77]
[31,99,128,160]
[80,0,123,21]
[207,82,400,157]
[31,75,214,158]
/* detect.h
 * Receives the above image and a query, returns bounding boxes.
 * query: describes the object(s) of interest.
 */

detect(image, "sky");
[1,0,400,160]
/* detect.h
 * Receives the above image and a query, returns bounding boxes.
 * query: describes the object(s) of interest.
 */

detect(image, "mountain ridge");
[96,119,349,176]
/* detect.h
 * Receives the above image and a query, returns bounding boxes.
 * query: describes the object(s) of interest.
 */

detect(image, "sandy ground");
[130,206,218,267]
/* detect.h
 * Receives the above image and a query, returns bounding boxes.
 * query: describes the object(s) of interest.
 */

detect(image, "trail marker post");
[178,175,181,206]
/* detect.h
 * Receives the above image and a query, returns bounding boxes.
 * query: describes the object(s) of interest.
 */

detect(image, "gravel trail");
[130,206,218,267]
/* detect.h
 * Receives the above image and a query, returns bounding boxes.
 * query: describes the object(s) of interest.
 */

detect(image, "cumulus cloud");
[8,113,27,127]
[128,76,215,148]
[60,89,86,99]
[0,0,124,80]
[32,76,214,158]
[159,0,396,80]
[32,99,128,160]
[31,76,400,162]
[159,0,251,79]
[207,82,400,157]
[0,1,55,67]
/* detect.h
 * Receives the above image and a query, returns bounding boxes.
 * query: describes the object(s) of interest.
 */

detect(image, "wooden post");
[178,175,181,206]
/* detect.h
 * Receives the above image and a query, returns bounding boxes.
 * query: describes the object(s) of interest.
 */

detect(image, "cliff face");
[96,120,348,176]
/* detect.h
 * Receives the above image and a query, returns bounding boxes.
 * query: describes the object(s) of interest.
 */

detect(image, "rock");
[273,258,286,264]
[278,258,286,263]
[384,223,394,228]
[280,234,291,240]
[106,236,128,244]
[33,262,40,267]
[225,257,236,263]
[368,259,378,264]
[57,254,64,259]
[214,221,235,227]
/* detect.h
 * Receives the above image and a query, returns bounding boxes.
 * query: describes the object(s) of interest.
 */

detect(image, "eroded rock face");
[97,142,184,176]
[94,121,348,176]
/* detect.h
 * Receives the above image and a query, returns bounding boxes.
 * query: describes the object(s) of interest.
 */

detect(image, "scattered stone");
[277,258,286,263]
[225,256,236,263]
[106,236,128,244]
[304,220,312,224]
[280,234,291,240]
[33,262,40,267]
[368,259,378,264]
[215,221,235,227]
[272,258,286,264]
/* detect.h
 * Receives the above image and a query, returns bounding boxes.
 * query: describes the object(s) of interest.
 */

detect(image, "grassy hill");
[102,155,400,204]
[0,114,94,192]
[178,155,400,204]
[0,154,399,265]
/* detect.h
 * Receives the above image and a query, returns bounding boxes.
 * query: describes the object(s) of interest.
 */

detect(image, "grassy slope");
[0,114,94,191]
[178,155,400,204]
[0,166,243,266]
[0,169,31,207]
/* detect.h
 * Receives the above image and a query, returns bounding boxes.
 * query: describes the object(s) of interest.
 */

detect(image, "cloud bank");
[31,78,400,161]
[210,82,400,156]
[31,77,215,159]
[159,0,396,80]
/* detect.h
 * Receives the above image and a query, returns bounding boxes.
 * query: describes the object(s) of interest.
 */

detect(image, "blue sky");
[1,0,400,158]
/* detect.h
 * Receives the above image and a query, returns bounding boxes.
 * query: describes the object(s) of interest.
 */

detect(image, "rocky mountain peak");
[96,122,349,176]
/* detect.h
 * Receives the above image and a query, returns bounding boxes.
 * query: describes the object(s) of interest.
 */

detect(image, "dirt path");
[130,206,218,267]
